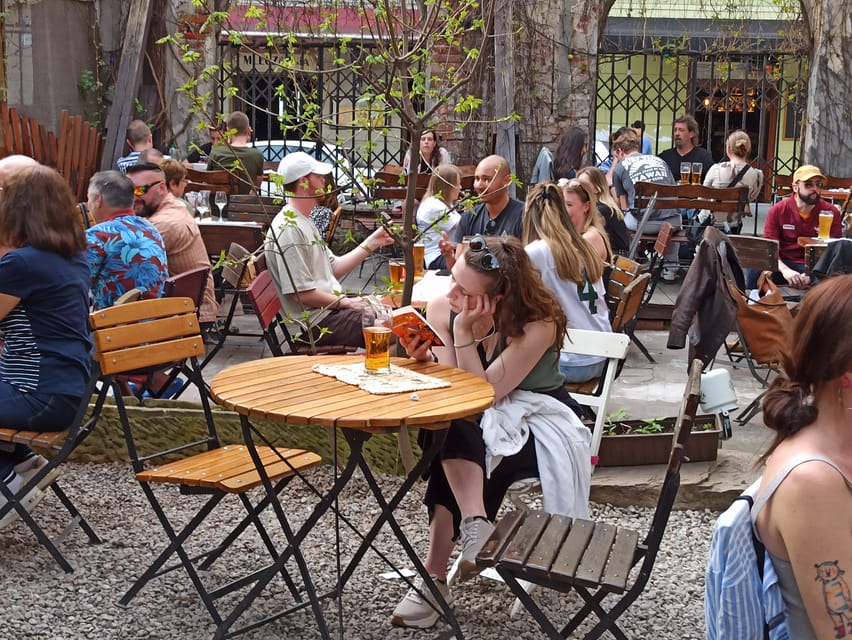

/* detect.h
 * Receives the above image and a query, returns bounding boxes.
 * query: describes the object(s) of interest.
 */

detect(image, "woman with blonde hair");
[523,182,612,382]
[752,275,852,639]
[577,166,631,256]
[558,178,612,262]
[416,164,462,270]
[703,130,764,233]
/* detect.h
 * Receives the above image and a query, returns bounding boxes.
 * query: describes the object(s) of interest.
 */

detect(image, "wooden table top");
[210,355,495,432]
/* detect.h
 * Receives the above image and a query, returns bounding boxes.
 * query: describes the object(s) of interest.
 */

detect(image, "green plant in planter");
[633,418,667,434]
[603,408,629,435]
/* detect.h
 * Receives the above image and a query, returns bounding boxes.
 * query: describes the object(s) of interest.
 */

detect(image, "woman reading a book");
[391,235,584,629]
[523,182,613,383]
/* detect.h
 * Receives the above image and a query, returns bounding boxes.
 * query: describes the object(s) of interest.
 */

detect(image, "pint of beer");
[818,212,834,239]
[389,260,405,289]
[680,162,691,185]
[691,163,703,185]
[363,326,392,374]
[413,243,425,277]
[362,304,392,374]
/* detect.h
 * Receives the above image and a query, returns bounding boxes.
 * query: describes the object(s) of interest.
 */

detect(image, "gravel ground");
[1,462,716,639]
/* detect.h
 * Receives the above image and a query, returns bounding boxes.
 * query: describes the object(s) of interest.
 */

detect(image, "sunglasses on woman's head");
[468,234,500,270]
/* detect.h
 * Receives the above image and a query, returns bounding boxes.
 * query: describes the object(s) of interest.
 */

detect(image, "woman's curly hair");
[463,235,566,352]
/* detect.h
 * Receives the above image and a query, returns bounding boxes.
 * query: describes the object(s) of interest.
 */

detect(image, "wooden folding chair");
[476,359,703,640]
[245,270,354,356]
[163,265,210,310]
[727,236,779,275]
[611,272,653,362]
[0,366,107,572]
[226,194,280,230]
[90,298,322,636]
[640,221,674,306]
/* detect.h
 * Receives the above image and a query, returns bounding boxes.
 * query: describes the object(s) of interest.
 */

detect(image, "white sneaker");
[390,575,453,629]
[458,516,495,581]
[13,454,59,489]
[0,472,46,530]
[661,267,679,282]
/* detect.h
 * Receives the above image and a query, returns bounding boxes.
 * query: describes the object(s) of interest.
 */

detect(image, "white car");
[254,140,371,202]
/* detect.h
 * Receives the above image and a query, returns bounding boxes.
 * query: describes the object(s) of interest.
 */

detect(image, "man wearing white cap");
[762,164,841,289]
[265,151,394,347]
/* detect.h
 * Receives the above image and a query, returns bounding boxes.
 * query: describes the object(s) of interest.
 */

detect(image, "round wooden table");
[210,354,495,432]
[208,354,495,639]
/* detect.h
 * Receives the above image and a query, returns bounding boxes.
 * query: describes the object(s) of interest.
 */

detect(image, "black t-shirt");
[658,146,715,181]
[597,203,631,255]
[454,198,524,242]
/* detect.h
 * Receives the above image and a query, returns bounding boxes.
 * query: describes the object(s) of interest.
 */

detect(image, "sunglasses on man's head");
[468,233,500,270]
[133,180,163,197]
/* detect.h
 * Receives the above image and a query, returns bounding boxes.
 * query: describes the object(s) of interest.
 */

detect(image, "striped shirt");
[0,247,91,396]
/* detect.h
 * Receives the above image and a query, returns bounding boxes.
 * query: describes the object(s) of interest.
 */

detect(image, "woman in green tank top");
[390,235,582,629]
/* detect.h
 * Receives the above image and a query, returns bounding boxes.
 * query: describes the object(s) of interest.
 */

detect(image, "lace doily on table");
[312,362,452,395]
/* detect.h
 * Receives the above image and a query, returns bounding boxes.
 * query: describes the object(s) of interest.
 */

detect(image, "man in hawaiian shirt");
[85,170,169,309]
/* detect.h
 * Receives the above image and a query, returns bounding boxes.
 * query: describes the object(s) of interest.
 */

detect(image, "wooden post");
[99,0,154,170]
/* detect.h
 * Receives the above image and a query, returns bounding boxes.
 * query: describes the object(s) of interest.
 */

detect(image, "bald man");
[0,155,38,185]
[439,154,523,268]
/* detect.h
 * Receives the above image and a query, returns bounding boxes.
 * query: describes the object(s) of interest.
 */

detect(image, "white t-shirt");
[416,196,460,267]
[525,239,612,368]
[264,206,342,334]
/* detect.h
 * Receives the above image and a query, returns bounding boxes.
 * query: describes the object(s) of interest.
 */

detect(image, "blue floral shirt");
[86,213,169,309]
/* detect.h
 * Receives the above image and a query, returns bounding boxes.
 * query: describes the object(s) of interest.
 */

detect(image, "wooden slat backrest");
[607,255,641,301]
[199,222,264,258]
[611,272,650,333]
[163,266,210,309]
[634,182,748,214]
[373,170,407,200]
[90,297,205,375]
[653,221,674,256]
[186,167,233,194]
[727,236,779,272]
[325,205,343,243]
[246,270,281,328]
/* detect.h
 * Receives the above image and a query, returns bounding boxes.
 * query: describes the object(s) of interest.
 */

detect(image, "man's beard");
[135,199,158,217]
[799,191,820,206]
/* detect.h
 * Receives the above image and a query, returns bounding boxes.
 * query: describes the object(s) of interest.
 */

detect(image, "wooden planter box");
[597,414,721,467]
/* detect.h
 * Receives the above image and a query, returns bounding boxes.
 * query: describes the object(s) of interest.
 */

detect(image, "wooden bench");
[633,182,749,249]
[477,359,703,640]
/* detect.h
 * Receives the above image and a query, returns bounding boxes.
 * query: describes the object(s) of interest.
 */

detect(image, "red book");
[392,305,446,347]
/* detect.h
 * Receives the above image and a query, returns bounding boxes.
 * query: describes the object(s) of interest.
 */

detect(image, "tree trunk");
[799,0,852,176]
[494,0,517,196]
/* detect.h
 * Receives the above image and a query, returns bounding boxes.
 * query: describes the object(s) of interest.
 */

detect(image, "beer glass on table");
[818,212,834,239]
[362,305,392,375]
[413,243,425,277]
[690,163,703,185]
[680,162,691,185]
[388,259,405,290]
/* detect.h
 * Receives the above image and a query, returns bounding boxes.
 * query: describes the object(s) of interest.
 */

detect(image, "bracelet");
[453,324,496,349]
[359,243,373,255]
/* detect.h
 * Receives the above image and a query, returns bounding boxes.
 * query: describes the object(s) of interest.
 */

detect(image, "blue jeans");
[560,360,606,383]
[0,380,80,479]
[745,259,805,290]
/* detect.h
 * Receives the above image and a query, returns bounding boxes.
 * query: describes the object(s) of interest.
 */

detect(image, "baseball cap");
[276,151,333,184]
[792,165,826,183]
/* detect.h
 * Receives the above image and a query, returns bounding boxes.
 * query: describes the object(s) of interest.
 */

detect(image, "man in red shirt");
[763,164,841,288]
